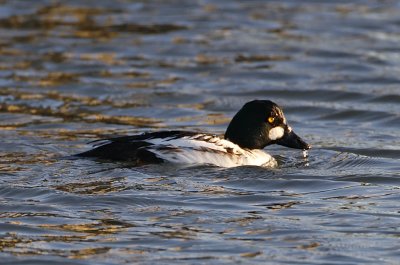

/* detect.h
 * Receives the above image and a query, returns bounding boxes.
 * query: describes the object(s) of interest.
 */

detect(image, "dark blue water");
[0,1,399,264]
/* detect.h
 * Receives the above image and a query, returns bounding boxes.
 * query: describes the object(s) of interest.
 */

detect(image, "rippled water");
[1,0,400,264]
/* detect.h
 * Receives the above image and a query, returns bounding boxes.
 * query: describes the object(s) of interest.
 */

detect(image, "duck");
[75,100,310,167]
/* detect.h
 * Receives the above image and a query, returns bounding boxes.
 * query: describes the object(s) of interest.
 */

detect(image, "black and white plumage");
[75,100,310,167]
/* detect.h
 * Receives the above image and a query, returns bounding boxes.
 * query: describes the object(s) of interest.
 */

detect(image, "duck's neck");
[224,124,269,149]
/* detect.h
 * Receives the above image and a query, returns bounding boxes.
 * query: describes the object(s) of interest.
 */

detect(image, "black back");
[75,131,200,163]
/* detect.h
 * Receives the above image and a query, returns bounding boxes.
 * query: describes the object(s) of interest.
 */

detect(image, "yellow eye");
[268,116,275,124]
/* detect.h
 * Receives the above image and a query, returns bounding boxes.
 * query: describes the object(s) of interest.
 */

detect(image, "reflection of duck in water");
[76,100,310,167]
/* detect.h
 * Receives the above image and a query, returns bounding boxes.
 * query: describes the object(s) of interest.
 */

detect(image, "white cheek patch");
[269,126,284,140]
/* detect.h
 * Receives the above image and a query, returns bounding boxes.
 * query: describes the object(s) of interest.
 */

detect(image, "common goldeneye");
[76,100,310,167]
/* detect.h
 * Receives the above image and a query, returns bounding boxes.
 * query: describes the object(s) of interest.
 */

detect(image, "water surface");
[0,1,399,264]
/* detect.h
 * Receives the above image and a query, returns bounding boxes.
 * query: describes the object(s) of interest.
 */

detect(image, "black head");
[224,100,310,150]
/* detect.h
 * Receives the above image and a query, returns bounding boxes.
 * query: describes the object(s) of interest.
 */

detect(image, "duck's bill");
[276,130,310,150]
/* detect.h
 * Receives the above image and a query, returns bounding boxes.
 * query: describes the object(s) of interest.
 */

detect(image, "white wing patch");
[144,134,277,168]
[268,127,284,141]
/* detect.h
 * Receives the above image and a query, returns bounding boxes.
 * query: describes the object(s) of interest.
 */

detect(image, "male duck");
[76,100,310,167]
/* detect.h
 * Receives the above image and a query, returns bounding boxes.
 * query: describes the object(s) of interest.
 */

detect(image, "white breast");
[145,134,277,168]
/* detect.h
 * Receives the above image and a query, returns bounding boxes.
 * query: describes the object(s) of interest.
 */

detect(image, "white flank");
[145,134,277,168]
[268,127,284,140]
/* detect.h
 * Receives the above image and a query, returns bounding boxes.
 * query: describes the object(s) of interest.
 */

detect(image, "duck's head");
[224,100,310,150]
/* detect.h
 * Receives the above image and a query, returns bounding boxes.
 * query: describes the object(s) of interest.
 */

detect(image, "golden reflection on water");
[1,235,112,258]
[0,91,162,128]
[0,3,186,34]
[40,219,134,234]
[0,0,190,137]
[68,53,122,66]
[55,179,128,195]
[38,72,80,87]
[0,152,55,173]
[0,216,135,257]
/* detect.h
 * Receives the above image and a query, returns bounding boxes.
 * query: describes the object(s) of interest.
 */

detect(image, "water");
[0,0,399,264]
